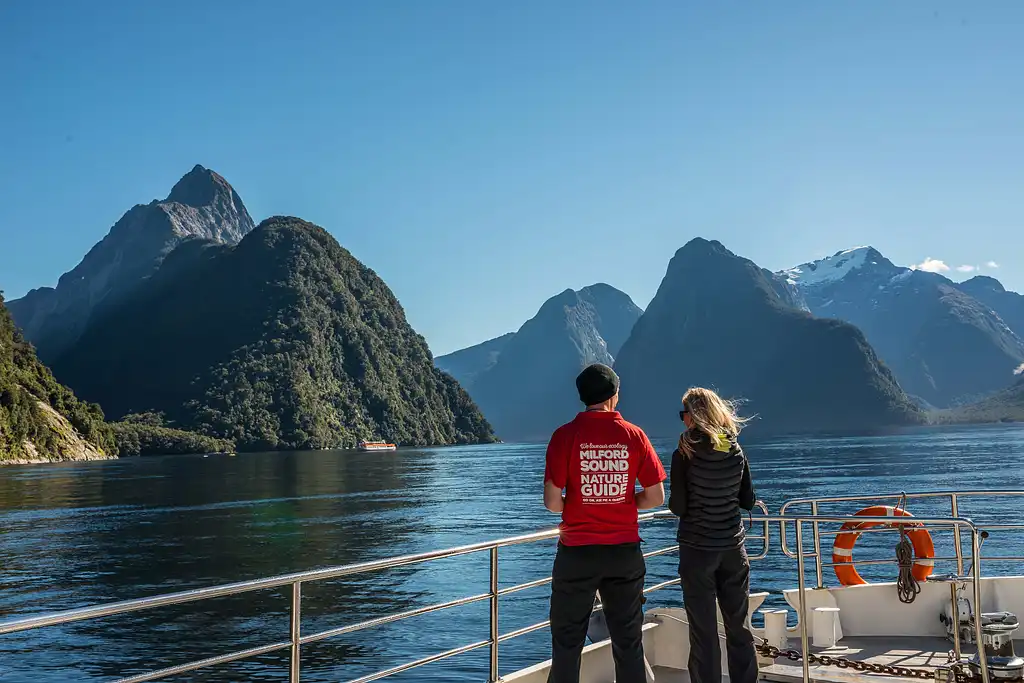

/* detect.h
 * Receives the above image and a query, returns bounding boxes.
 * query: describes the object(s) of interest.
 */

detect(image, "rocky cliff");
[0,294,114,463]
[614,239,924,437]
[52,217,496,450]
[8,165,255,361]
[778,247,1024,407]
[457,284,643,441]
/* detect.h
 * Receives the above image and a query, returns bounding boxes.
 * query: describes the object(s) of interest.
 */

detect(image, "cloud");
[1016,363,1024,376]
[986,261,1000,269]
[956,265,977,273]
[911,257,950,273]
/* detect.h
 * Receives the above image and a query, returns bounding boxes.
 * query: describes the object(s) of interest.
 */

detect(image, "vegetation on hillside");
[933,378,1024,425]
[53,217,497,451]
[111,413,235,456]
[0,293,114,462]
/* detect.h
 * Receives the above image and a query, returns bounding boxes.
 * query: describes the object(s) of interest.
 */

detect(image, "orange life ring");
[831,505,935,586]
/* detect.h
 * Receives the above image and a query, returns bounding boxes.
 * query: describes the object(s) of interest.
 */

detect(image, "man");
[543,363,666,683]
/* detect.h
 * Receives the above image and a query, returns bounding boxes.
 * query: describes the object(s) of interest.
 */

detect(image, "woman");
[668,387,758,683]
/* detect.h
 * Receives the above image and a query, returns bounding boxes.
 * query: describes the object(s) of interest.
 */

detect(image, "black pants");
[678,544,758,683]
[548,541,647,683]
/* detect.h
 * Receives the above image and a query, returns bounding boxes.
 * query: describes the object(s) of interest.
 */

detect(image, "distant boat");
[357,440,397,452]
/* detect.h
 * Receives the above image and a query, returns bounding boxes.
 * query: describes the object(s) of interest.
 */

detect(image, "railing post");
[952,494,964,575]
[948,582,962,663]
[971,529,989,683]
[291,581,302,683]
[490,546,499,682]
[795,521,810,683]
[811,501,824,588]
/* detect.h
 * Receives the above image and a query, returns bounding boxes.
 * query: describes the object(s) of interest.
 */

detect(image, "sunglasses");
[679,407,689,421]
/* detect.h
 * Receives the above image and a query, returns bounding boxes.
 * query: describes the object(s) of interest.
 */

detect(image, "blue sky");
[2,1,1023,355]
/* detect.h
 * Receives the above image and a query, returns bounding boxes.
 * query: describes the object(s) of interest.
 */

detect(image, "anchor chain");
[755,641,976,681]
[755,641,1019,683]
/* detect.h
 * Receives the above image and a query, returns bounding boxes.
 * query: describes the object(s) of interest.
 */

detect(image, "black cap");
[576,363,620,406]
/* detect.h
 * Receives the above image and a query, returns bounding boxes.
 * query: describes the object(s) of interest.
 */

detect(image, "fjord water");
[1,426,1023,683]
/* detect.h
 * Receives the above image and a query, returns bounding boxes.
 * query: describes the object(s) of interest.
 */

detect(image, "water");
[1,425,1023,682]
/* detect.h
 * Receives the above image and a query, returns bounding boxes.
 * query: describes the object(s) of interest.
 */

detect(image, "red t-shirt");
[544,410,667,546]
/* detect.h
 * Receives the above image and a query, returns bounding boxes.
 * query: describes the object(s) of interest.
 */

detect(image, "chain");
[755,641,977,681]
[756,641,1021,683]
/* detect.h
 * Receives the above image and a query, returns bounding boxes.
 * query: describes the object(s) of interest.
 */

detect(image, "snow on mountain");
[780,247,880,287]
[777,244,1024,408]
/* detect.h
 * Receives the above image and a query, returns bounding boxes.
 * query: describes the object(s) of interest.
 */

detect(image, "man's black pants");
[548,541,647,683]
[678,544,758,683]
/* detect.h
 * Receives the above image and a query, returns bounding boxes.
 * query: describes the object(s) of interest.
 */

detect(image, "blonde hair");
[678,387,750,457]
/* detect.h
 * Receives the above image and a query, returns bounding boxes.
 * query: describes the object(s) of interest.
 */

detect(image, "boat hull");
[357,442,397,452]
[504,576,1024,682]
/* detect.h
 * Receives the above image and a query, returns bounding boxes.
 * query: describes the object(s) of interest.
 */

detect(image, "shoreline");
[1,454,118,466]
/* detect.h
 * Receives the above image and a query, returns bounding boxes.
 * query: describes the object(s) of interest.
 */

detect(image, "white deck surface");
[759,635,1006,683]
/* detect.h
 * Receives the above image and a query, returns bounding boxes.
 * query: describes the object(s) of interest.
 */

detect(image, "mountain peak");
[578,283,641,309]
[667,238,762,283]
[781,246,896,287]
[8,165,256,360]
[165,164,237,208]
[578,282,620,296]
[613,239,923,436]
[960,275,1006,294]
[786,246,1024,407]
[537,288,579,314]
[456,282,642,441]
[675,237,729,259]
[535,284,640,317]
[51,216,497,449]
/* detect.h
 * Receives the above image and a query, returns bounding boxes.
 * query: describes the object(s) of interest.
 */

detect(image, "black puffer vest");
[668,429,755,550]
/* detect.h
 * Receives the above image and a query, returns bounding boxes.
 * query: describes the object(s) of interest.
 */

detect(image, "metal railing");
[779,490,1024,587]
[0,501,992,683]
[781,514,988,683]
[0,502,765,683]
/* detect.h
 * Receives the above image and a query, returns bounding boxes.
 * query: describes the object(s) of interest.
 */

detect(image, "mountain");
[956,276,1024,340]
[780,246,889,289]
[613,239,923,437]
[435,332,516,390]
[7,165,255,362]
[779,247,1024,408]
[51,217,496,450]
[938,375,1024,424]
[109,412,234,457]
[455,283,643,442]
[0,294,114,463]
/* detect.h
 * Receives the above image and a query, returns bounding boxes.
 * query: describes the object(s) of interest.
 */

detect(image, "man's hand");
[635,481,665,510]
[544,480,565,513]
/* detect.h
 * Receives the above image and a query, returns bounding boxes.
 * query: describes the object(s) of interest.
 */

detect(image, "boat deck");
[642,637,1018,683]
[758,636,1003,683]
[651,667,690,682]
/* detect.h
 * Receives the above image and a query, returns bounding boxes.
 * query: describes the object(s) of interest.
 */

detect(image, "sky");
[2,1,1023,356]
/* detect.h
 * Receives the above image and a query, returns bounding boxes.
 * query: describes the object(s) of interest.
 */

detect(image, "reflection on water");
[0,425,1022,682]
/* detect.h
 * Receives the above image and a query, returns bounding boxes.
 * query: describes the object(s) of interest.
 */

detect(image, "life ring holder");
[831,505,935,587]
